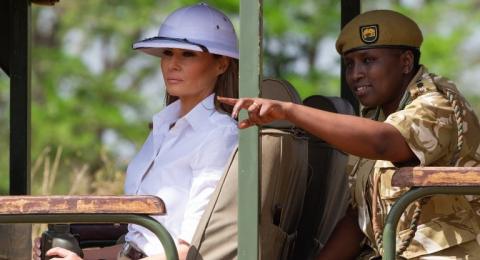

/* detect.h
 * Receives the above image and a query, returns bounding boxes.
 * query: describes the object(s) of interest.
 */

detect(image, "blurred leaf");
[1,0,480,194]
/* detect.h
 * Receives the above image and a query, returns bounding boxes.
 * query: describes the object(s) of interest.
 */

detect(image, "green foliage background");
[0,0,479,194]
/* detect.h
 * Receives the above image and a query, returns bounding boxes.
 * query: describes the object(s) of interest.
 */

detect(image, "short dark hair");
[411,48,421,72]
[395,47,421,73]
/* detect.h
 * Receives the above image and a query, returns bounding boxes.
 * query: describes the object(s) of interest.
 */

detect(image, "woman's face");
[160,48,228,101]
[343,48,411,111]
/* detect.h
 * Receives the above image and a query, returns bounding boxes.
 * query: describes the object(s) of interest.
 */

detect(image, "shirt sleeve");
[178,125,238,243]
[385,92,456,166]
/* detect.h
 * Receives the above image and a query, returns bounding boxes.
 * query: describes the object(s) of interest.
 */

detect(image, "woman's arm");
[140,240,190,260]
[218,96,415,162]
[284,101,414,162]
[316,207,364,259]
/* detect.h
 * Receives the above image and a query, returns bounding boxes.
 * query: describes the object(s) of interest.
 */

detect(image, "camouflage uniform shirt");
[350,65,480,259]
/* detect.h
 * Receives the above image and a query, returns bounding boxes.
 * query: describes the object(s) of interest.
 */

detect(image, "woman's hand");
[32,237,82,260]
[45,247,83,260]
[32,237,83,260]
[217,96,291,128]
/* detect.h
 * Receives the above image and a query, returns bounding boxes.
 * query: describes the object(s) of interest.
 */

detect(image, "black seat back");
[292,95,354,259]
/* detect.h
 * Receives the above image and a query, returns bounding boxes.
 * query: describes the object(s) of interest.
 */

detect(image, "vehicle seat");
[187,78,309,260]
[291,95,354,259]
[50,79,309,259]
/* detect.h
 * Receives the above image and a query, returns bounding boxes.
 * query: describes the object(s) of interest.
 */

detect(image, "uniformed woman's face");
[344,48,413,113]
[160,48,228,102]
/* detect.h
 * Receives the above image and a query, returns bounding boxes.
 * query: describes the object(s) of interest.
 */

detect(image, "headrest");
[303,95,336,113]
[303,95,355,141]
[304,95,355,115]
[260,78,302,129]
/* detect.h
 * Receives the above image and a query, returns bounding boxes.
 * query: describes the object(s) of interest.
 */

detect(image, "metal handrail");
[0,213,179,260]
[382,186,480,260]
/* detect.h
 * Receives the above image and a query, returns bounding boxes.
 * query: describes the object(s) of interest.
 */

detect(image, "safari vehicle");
[1,0,480,260]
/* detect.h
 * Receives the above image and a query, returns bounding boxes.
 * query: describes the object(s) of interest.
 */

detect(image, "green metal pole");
[238,0,262,259]
[0,214,179,260]
[383,187,480,260]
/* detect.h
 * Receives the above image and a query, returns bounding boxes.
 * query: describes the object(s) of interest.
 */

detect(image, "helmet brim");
[133,38,239,59]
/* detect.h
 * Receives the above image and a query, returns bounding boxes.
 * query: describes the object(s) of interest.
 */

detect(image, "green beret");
[336,10,423,54]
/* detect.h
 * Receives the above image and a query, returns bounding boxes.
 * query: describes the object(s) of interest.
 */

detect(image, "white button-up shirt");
[124,94,238,256]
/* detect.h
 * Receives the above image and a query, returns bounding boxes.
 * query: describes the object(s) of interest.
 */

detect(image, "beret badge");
[360,24,379,44]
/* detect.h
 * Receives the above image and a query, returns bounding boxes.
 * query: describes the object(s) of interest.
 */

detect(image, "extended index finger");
[217,96,238,106]
[218,96,256,119]
[232,98,258,119]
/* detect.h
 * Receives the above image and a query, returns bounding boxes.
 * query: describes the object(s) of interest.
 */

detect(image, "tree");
[0,0,479,194]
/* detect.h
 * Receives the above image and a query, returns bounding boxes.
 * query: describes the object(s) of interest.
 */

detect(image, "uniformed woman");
[219,9,480,259]
[34,3,239,260]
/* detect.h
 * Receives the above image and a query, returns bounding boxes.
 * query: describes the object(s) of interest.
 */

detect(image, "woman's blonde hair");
[165,55,239,114]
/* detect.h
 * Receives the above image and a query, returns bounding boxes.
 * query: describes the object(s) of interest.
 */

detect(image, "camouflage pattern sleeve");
[384,92,456,166]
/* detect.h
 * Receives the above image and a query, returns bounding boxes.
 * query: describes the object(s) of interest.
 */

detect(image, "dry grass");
[31,146,125,241]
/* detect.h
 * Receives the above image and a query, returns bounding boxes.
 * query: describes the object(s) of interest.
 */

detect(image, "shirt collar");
[152,98,181,134]
[403,65,428,100]
[152,94,216,133]
[183,94,216,132]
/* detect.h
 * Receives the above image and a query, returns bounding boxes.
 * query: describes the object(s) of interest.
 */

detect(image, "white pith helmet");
[133,3,239,59]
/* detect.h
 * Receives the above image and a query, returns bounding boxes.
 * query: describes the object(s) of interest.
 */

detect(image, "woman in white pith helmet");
[34,3,239,260]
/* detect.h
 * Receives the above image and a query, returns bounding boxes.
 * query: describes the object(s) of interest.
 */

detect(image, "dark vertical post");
[340,0,360,114]
[3,1,32,259]
[9,0,31,195]
[0,1,10,75]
